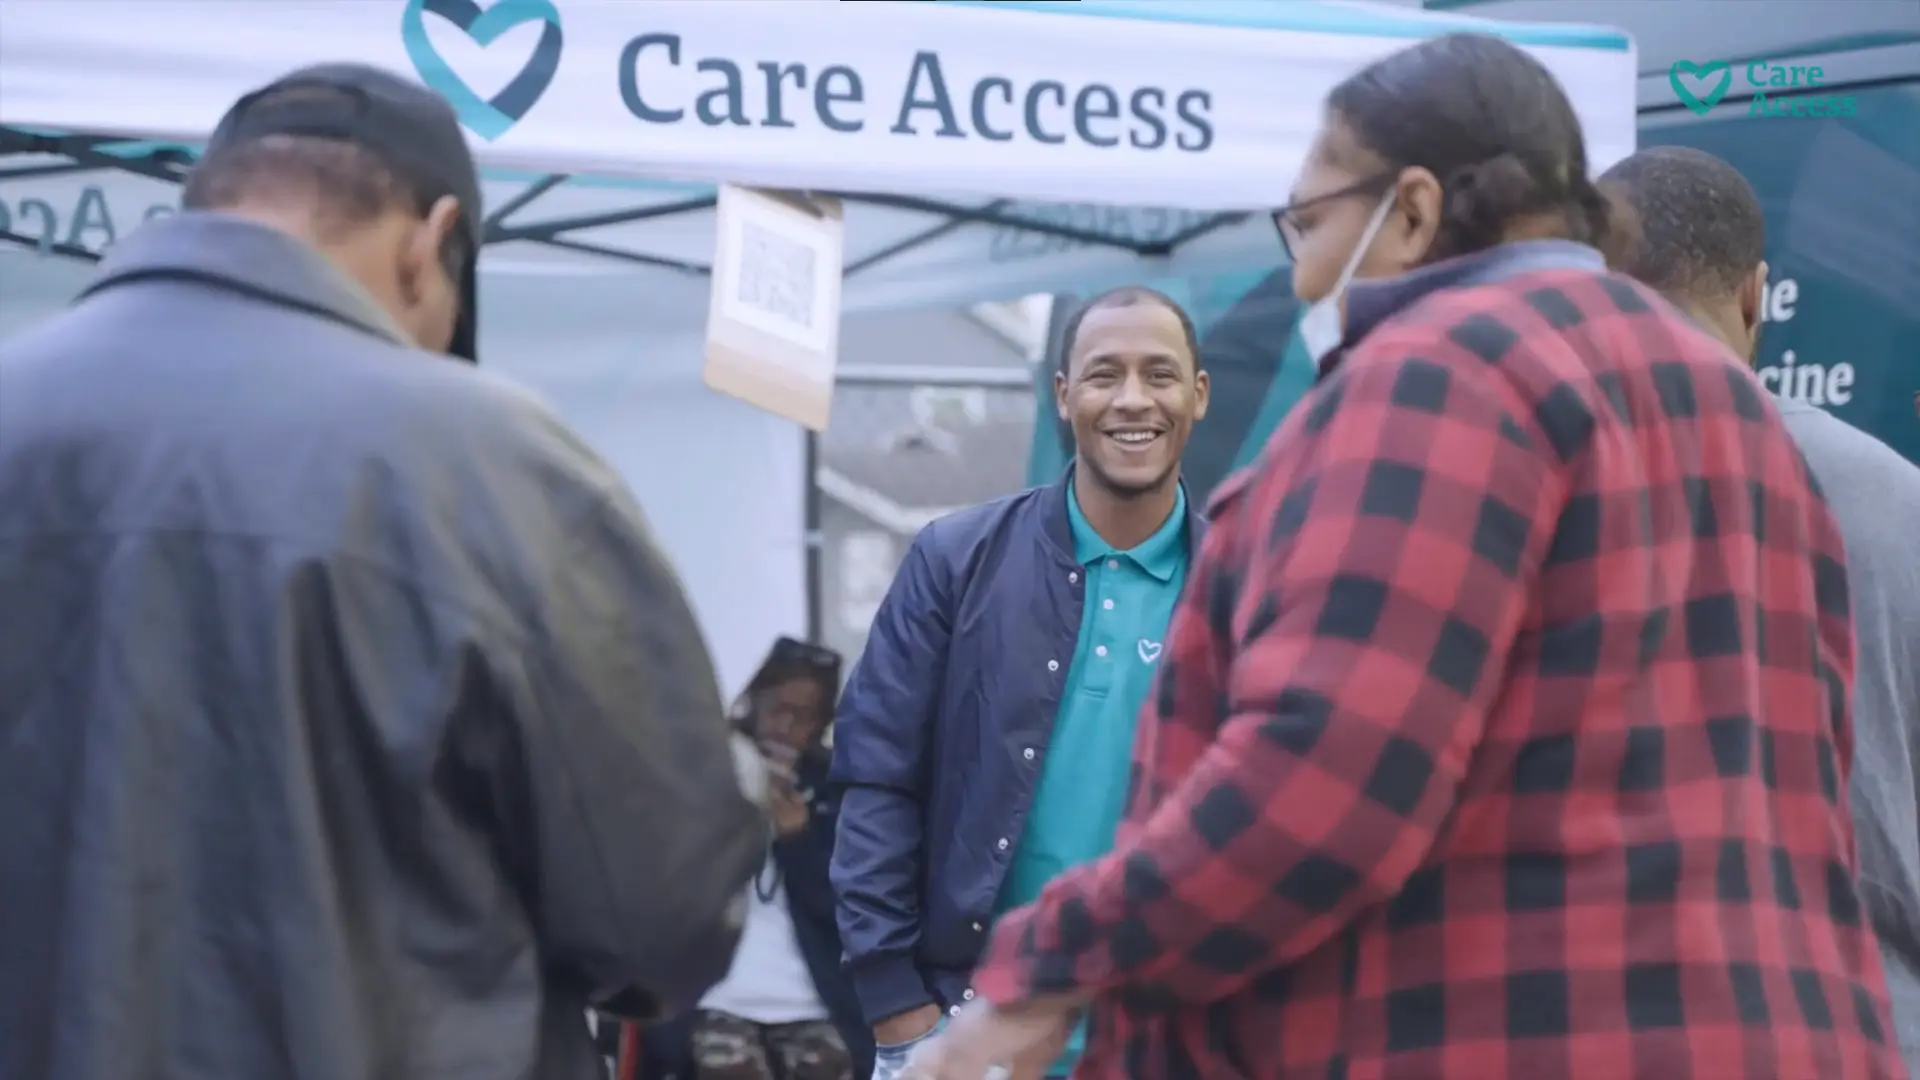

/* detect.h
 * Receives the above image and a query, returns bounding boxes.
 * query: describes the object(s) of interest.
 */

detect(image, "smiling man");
[830,287,1209,1080]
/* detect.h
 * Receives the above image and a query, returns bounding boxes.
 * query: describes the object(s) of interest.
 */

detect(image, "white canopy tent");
[0,0,1635,693]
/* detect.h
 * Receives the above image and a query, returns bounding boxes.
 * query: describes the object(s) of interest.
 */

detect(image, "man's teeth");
[1113,431,1158,443]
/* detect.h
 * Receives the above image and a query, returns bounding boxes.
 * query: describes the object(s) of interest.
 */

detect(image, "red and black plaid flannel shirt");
[972,264,1903,1078]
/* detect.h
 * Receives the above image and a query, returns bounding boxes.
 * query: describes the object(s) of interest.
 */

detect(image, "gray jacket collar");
[80,212,411,348]
[1323,239,1605,379]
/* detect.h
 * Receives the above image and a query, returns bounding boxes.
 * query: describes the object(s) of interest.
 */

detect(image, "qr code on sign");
[735,220,817,330]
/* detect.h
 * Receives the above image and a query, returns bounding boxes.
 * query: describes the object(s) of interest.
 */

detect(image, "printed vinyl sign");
[0,0,1636,213]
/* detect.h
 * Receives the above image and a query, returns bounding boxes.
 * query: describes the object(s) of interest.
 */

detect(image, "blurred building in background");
[818,299,1046,666]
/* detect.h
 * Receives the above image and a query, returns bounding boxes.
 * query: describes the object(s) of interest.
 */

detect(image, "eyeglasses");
[1270,175,1395,262]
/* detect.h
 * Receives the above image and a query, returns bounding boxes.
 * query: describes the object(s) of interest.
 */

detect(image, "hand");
[873,1003,943,1047]
[770,783,810,836]
[764,755,810,837]
[906,998,1076,1080]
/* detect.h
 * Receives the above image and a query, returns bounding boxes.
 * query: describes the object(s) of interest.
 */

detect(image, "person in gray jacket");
[0,64,766,1080]
[1601,145,1920,1071]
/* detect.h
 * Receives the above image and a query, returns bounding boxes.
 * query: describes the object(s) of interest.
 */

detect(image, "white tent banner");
[0,0,1636,691]
[1,0,1638,313]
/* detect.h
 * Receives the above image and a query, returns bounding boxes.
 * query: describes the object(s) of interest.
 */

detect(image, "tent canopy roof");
[0,0,1636,319]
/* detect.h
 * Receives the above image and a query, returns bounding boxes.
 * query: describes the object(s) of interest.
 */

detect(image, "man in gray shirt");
[1602,145,1920,1067]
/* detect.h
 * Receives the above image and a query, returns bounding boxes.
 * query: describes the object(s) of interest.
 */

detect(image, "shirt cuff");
[849,953,936,1026]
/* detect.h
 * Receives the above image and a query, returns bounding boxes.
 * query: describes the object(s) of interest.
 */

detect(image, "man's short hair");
[1597,146,1766,301]
[1055,286,1201,376]
[183,133,418,236]
[183,83,433,236]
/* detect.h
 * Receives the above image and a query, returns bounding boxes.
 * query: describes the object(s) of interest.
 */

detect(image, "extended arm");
[973,354,1563,1007]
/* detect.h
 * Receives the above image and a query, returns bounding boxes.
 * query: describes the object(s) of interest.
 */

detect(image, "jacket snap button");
[1046,660,1059,672]
[963,989,976,1001]
[1068,572,1078,584]
[949,1004,962,1016]
[1023,748,1035,760]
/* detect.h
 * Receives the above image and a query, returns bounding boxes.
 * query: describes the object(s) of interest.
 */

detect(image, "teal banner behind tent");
[1641,79,1920,466]
[1031,78,1920,496]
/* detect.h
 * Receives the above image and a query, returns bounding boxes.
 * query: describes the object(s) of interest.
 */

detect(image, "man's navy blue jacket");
[828,470,1208,1026]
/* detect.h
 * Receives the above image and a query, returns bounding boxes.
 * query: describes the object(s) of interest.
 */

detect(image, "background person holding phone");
[647,639,872,1080]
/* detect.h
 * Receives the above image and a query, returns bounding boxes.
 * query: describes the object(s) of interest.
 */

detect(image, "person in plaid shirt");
[911,33,1903,1080]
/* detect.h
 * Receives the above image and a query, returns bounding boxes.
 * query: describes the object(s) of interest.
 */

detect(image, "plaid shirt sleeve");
[973,347,1569,1007]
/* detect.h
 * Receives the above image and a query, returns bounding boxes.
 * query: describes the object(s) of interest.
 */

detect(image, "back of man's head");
[1597,146,1768,360]
[181,68,483,363]
[185,127,417,242]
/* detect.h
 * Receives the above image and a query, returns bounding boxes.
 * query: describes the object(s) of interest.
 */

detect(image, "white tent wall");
[475,279,810,701]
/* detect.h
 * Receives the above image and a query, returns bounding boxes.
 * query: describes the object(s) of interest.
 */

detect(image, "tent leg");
[804,430,824,646]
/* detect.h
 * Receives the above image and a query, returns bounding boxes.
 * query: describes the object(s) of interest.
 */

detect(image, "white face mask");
[1298,191,1399,369]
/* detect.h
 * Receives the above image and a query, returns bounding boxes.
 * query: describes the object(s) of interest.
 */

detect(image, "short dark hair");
[1597,146,1765,301]
[184,129,470,282]
[1056,285,1201,376]
[1326,33,1610,262]
[184,134,415,231]
[184,83,439,235]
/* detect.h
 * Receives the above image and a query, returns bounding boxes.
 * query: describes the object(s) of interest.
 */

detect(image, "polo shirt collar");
[1068,482,1189,582]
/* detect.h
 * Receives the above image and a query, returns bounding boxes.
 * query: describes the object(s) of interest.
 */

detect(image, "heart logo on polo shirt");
[401,0,564,141]
[1138,639,1163,664]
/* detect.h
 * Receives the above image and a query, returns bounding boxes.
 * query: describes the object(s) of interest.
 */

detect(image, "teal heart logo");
[1669,60,1733,116]
[401,0,563,141]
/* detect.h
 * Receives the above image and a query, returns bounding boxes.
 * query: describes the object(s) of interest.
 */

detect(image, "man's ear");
[402,195,463,295]
[1384,166,1442,267]
[1739,260,1768,336]
[1593,182,1640,272]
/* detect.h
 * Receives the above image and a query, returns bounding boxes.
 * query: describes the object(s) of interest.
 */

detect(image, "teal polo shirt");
[995,484,1190,1075]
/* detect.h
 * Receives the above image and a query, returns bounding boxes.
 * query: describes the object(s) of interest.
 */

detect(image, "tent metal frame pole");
[0,125,1248,275]
[836,364,1031,389]
[0,124,1246,651]
[803,431,825,646]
